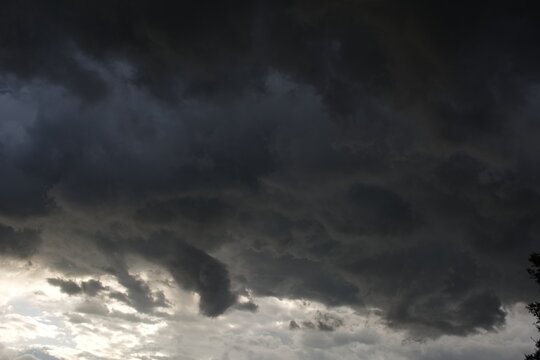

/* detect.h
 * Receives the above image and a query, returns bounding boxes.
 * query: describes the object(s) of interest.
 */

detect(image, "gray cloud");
[235,301,259,313]
[0,224,41,258]
[0,0,539,343]
[47,278,82,296]
[290,311,344,332]
[134,196,231,224]
[105,262,169,313]
[80,279,107,297]
[47,269,169,314]
[95,232,236,317]
[47,278,107,297]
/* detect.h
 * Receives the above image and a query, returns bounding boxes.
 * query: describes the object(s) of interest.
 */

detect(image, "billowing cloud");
[0,1,539,359]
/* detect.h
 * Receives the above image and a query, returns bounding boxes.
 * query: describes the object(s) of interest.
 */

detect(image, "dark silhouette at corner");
[526,253,540,360]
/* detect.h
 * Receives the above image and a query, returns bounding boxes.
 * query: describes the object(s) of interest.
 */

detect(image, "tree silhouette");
[526,253,540,360]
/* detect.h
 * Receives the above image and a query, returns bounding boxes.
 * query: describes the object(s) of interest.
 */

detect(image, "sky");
[0,1,539,359]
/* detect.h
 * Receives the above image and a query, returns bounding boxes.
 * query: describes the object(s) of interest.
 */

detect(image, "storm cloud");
[0,0,539,349]
[0,224,41,258]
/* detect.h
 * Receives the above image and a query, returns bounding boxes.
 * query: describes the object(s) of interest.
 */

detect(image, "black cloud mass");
[0,0,539,338]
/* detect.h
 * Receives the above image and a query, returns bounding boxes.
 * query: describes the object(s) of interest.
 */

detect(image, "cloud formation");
[0,0,539,347]
[47,278,107,297]
[0,224,41,258]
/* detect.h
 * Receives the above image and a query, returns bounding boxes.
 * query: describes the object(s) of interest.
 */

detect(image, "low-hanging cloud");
[0,0,539,340]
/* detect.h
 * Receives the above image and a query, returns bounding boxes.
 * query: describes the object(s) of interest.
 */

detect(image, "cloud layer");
[0,1,539,354]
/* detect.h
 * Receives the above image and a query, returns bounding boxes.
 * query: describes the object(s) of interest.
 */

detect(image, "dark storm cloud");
[341,241,508,336]
[0,224,41,258]
[0,0,539,339]
[96,233,236,317]
[0,0,256,102]
[0,0,538,124]
[146,240,237,317]
[0,161,56,218]
[0,80,276,216]
[341,183,415,235]
[0,1,108,102]
[230,249,360,307]
[134,196,230,224]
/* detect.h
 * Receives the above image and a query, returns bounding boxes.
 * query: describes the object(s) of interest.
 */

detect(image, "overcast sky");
[0,1,539,359]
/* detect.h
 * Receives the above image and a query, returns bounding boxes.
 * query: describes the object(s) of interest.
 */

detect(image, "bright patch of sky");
[0,258,536,360]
